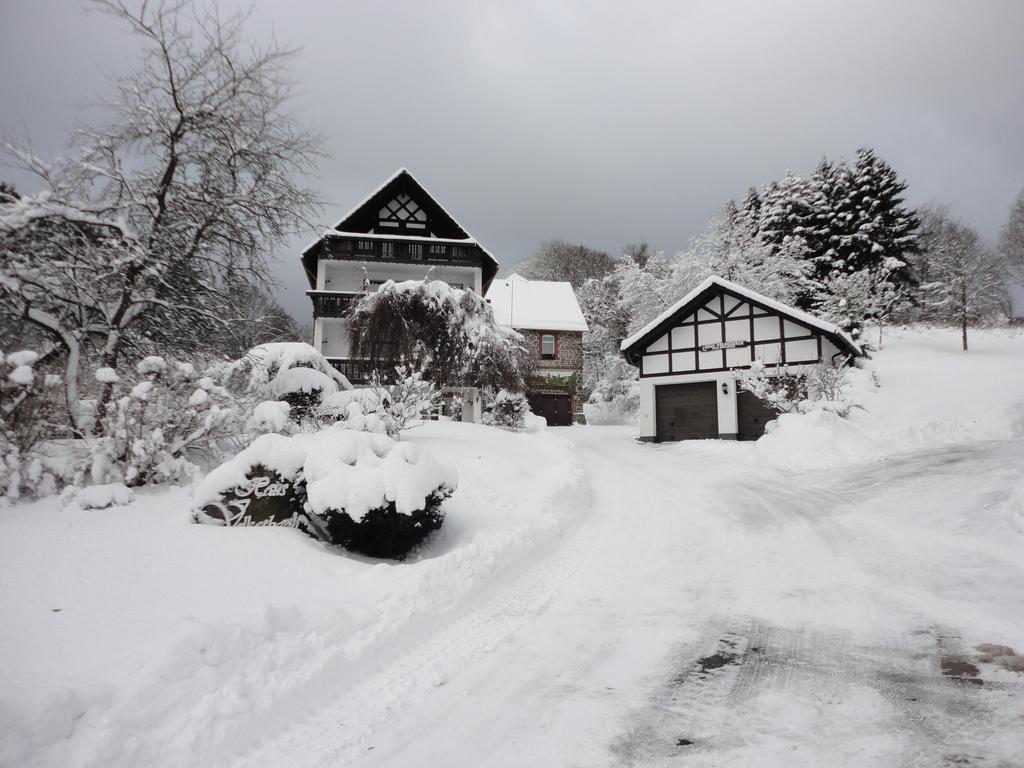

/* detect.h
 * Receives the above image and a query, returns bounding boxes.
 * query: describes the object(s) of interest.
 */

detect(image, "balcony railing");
[326,357,401,385]
[308,290,359,318]
[323,235,480,267]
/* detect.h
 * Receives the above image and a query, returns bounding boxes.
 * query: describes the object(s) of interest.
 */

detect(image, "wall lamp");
[721,381,729,396]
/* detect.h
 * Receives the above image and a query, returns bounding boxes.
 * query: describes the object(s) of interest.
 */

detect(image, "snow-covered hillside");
[2,327,1023,768]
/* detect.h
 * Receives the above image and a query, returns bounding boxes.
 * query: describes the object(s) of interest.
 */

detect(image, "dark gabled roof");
[620,276,863,366]
[300,168,500,290]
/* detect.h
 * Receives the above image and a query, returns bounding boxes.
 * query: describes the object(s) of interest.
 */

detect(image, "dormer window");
[378,193,427,232]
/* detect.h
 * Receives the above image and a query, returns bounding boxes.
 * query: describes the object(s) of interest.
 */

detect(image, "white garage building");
[620,276,863,442]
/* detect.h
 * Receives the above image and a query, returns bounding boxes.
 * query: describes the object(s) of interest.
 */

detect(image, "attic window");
[379,193,427,231]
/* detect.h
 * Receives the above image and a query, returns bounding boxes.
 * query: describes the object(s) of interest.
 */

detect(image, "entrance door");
[528,393,573,426]
[654,382,718,441]
[736,390,778,441]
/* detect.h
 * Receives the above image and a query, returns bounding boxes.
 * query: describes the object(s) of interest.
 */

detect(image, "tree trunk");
[961,314,968,352]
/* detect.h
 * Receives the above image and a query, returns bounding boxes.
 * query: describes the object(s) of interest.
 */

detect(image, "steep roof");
[487,274,589,332]
[300,168,500,290]
[620,275,862,361]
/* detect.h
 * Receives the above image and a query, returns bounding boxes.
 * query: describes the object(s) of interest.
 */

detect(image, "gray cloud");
[3,0,1023,319]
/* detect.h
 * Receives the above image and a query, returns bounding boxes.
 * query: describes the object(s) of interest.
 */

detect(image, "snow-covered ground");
[3,327,1024,768]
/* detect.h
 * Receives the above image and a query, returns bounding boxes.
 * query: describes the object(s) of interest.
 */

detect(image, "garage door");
[737,390,777,441]
[654,382,718,442]
[528,393,573,426]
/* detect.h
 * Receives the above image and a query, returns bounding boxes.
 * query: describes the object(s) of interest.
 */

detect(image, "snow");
[7,349,40,367]
[129,380,153,400]
[487,274,589,332]
[245,400,291,434]
[67,483,134,510]
[620,275,862,354]
[186,388,208,407]
[261,366,337,399]
[135,356,166,375]
[1,423,586,768]
[93,367,119,384]
[8,365,34,385]
[240,342,350,395]
[3,327,1024,767]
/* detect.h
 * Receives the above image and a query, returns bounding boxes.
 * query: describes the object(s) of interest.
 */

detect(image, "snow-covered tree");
[671,202,807,305]
[514,239,614,288]
[347,280,529,391]
[915,208,1008,351]
[0,0,321,434]
[999,188,1024,290]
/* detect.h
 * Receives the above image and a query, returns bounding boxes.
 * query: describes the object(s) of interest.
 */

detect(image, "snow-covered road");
[234,426,1024,768]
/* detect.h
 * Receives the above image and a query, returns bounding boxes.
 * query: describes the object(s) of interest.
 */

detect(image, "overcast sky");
[2,0,1023,320]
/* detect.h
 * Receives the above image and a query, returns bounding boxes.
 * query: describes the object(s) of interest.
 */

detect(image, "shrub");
[483,390,530,430]
[85,357,247,487]
[368,362,440,438]
[192,428,457,560]
[230,342,350,426]
[324,492,447,560]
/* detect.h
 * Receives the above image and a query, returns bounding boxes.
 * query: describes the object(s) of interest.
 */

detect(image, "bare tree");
[515,239,613,288]
[916,208,1007,351]
[0,0,322,432]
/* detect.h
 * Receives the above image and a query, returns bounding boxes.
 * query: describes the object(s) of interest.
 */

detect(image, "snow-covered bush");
[85,357,247,487]
[317,388,388,433]
[348,279,529,391]
[246,401,292,435]
[736,359,856,418]
[0,350,66,503]
[735,361,808,415]
[368,363,441,438]
[483,390,530,430]
[193,427,457,559]
[230,342,350,424]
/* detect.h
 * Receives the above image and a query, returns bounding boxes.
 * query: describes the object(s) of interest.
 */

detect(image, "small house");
[488,274,588,425]
[620,276,862,441]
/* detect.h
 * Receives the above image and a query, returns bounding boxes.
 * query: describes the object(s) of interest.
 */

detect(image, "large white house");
[301,168,500,389]
[300,169,588,425]
[620,276,863,441]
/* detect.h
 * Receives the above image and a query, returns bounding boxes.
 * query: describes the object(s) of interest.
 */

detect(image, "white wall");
[318,318,350,358]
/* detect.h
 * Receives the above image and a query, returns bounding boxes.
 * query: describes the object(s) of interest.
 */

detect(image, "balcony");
[308,290,359,318]
[322,234,481,267]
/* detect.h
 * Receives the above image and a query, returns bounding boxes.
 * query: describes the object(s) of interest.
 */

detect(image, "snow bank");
[0,423,588,768]
[754,328,1024,470]
[67,483,135,510]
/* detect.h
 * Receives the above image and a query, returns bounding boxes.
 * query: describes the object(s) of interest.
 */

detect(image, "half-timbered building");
[300,168,500,420]
[620,276,862,442]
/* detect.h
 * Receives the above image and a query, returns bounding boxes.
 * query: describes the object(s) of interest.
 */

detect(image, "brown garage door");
[654,382,718,442]
[528,393,573,426]
[737,390,778,441]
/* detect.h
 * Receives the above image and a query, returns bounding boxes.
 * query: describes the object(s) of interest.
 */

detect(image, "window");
[407,243,423,260]
[356,239,375,255]
[541,333,557,359]
[381,242,394,259]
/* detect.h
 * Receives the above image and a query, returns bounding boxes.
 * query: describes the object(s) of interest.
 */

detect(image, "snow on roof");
[487,274,588,332]
[620,276,862,355]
